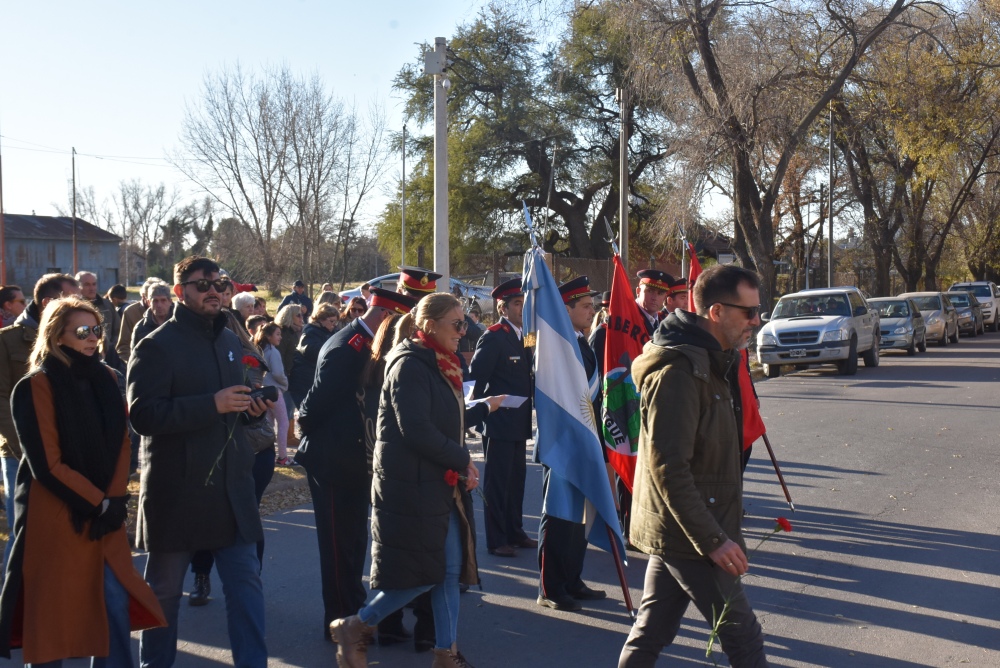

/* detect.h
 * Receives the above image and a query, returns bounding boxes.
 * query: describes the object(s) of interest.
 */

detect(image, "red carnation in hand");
[243,355,260,368]
[776,517,792,533]
[444,470,461,486]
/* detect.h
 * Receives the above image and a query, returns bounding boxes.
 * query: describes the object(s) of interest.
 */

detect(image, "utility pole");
[401,125,407,267]
[828,103,835,288]
[72,147,78,275]
[424,37,450,288]
[617,88,629,268]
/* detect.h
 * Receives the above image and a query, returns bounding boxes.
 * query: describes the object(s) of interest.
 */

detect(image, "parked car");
[898,292,959,346]
[946,290,985,337]
[947,281,1000,331]
[757,286,880,377]
[340,273,495,313]
[869,297,927,356]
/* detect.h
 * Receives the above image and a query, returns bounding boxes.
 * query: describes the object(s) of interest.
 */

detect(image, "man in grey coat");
[128,256,271,668]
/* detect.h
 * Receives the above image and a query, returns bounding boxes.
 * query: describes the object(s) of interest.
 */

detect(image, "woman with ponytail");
[0,296,164,666]
[330,293,503,668]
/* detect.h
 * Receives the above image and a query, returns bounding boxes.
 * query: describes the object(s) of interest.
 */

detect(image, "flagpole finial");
[603,217,620,256]
[523,201,540,249]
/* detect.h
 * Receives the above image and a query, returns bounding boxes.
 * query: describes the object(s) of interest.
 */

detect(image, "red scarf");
[416,330,463,394]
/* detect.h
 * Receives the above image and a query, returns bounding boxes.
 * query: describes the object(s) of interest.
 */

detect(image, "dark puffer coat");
[370,338,489,590]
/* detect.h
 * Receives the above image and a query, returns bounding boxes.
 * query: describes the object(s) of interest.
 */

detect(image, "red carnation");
[776,517,792,533]
[243,355,260,368]
[444,470,460,486]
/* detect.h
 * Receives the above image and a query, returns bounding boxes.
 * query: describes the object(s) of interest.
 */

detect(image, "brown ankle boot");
[431,648,475,668]
[329,615,374,668]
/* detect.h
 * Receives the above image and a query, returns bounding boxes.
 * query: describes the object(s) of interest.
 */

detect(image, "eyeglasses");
[350,307,365,314]
[717,302,761,320]
[73,324,104,340]
[448,319,469,333]
[180,278,233,294]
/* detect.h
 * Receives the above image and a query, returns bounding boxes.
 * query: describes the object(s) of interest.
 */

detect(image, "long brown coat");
[0,370,165,664]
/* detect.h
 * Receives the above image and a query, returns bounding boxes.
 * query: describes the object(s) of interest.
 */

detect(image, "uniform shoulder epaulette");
[348,333,368,352]
[487,322,506,333]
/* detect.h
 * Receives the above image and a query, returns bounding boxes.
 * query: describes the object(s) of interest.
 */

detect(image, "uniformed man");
[662,276,689,315]
[590,269,675,546]
[537,276,608,611]
[469,277,534,557]
[296,287,417,639]
[397,266,441,299]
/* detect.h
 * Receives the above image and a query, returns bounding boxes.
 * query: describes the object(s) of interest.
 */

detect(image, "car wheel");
[838,337,859,375]
[949,324,959,344]
[918,333,927,353]
[940,329,948,346]
[969,323,977,338]
[992,312,999,332]
[764,363,781,379]
[906,337,916,356]
[862,337,880,367]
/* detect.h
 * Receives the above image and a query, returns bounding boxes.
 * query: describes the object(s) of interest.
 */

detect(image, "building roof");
[1,214,121,242]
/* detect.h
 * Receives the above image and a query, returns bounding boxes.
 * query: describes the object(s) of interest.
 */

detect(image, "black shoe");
[536,594,582,612]
[488,545,517,557]
[414,636,435,653]
[377,619,412,646]
[189,574,211,607]
[459,582,469,594]
[569,584,607,600]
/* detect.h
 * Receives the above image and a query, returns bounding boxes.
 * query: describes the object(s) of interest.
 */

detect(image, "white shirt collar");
[504,318,522,340]
[357,318,375,339]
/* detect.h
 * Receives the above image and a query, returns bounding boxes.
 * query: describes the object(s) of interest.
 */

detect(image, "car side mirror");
[761,312,770,322]
[854,306,867,316]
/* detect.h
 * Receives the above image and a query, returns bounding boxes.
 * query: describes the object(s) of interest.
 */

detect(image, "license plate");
[789,349,807,358]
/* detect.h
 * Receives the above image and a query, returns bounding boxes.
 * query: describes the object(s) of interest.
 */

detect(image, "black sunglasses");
[449,319,469,333]
[73,324,104,340]
[717,302,761,320]
[181,278,233,294]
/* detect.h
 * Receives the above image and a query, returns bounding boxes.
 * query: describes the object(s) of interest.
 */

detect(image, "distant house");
[1,214,121,291]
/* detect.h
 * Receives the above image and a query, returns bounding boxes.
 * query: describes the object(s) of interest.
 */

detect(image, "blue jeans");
[28,563,133,668]
[358,507,462,649]
[2,456,17,574]
[139,542,266,668]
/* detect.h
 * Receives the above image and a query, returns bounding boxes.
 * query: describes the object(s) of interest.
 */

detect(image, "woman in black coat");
[286,304,338,407]
[329,294,503,668]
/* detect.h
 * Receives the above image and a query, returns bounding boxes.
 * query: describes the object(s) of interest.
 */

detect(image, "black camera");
[248,386,279,403]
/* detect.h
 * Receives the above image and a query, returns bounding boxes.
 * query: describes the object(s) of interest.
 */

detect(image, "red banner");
[739,349,766,449]
[599,255,647,492]
[686,241,702,312]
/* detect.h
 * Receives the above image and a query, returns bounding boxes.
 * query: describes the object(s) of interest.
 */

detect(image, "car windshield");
[874,300,909,318]
[911,296,942,311]
[772,295,850,319]
[948,293,971,307]
[953,285,991,298]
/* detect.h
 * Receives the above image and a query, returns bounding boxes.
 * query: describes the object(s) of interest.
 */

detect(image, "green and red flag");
[600,255,649,493]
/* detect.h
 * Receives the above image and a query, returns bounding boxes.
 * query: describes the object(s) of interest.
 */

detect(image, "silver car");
[898,292,959,346]
[869,297,926,356]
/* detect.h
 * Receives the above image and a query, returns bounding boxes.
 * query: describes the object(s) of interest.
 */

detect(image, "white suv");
[757,287,881,377]
[947,281,1000,331]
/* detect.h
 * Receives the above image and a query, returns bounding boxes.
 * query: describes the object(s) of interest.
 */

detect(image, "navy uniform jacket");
[468,319,533,441]
[589,303,658,380]
[295,319,373,491]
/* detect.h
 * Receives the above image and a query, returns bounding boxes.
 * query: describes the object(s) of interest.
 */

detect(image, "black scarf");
[41,347,126,503]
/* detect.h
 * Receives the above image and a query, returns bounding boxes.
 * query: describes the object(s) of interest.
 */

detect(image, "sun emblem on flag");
[580,394,597,432]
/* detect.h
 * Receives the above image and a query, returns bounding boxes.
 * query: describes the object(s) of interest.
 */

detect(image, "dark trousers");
[306,471,369,627]
[619,554,769,668]
[192,447,276,577]
[618,477,632,544]
[537,466,588,599]
[482,436,528,550]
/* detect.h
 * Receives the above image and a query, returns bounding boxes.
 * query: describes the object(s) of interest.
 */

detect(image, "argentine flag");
[522,246,626,557]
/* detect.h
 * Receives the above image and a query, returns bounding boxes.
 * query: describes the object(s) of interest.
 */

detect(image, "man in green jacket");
[619,264,769,668]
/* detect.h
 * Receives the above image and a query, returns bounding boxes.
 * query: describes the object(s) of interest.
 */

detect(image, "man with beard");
[618,265,768,668]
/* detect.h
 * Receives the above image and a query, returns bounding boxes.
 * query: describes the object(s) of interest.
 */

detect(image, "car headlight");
[982,301,993,310]
[759,332,777,346]
[927,316,941,325]
[893,326,911,334]
[958,313,971,321]
[822,330,846,342]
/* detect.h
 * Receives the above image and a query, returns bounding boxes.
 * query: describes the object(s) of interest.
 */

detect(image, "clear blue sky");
[0,0,486,221]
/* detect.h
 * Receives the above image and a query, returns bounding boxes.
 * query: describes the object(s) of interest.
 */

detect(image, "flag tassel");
[606,524,636,618]
[761,433,795,512]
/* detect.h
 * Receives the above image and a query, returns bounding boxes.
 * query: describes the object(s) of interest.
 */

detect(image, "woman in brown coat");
[0,296,165,666]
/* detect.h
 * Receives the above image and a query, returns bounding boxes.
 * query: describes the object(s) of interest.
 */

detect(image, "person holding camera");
[0,296,165,666]
[128,256,273,668]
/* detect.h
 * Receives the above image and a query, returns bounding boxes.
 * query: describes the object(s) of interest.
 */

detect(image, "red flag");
[600,255,648,493]
[686,241,702,312]
[739,349,766,449]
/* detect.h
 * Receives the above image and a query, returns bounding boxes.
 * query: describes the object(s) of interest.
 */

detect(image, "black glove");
[89,495,129,541]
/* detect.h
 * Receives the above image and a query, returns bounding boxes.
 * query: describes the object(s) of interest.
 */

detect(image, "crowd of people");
[0,256,769,668]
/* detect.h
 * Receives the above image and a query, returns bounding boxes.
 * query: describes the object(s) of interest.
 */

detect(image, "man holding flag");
[536,276,608,611]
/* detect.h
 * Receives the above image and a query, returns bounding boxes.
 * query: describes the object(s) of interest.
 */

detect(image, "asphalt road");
[56,329,1000,667]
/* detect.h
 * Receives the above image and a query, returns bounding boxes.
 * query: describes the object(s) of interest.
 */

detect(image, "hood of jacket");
[386,336,438,375]
[633,309,737,389]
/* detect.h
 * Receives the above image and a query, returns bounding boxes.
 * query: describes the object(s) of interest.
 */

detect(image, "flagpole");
[607,525,636,618]
[761,433,795,511]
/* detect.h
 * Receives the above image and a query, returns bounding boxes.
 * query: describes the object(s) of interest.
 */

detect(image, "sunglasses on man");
[180,278,233,294]
[716,302,761,320]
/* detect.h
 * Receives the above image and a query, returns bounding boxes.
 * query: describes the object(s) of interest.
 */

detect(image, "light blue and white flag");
[522,244,626,557]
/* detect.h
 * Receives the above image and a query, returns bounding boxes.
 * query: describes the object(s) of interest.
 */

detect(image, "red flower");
[243,355,260,368]
[444,470,460,486]
[776,517,793,533]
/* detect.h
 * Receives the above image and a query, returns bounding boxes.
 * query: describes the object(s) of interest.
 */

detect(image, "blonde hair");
[311,302,340,323]
[397,293,462,341]
[275,304,302,329]
[29,296,103,371]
